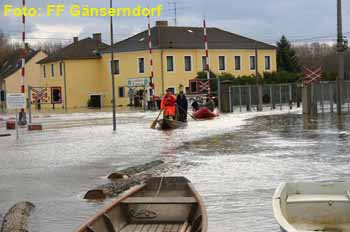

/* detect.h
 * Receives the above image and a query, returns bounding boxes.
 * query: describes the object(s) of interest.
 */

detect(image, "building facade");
[102,21,277,106]
[37,33,108,109]
[34,21,277,109]
[0,49,47,111]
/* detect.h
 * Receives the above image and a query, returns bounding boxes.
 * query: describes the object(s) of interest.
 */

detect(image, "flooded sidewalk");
[0,109,349,232]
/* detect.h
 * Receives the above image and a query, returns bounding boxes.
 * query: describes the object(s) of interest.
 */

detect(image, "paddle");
[176,104,198,121]
[150,109,163,129]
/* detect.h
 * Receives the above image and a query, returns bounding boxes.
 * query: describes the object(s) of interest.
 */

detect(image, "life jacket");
[162,95,176,107]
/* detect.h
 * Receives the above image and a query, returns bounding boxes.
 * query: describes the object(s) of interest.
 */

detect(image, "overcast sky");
[0,0,349,45]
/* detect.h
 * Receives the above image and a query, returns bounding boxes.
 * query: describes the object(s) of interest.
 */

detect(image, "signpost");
[302,67,322,115]
[7,93,26,110]
[28,86,51,124]
[188,79,210,94]
[31,87,49,104]
[127,78,149,110]
[303,67,322,86]
[6,93,26,139]
[127,78,149,87]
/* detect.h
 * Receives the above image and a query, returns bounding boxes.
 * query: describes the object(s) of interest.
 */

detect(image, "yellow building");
[101,20,277,106]
[37,33,109,109]
[0,48,47,110]
[35,21,276,109]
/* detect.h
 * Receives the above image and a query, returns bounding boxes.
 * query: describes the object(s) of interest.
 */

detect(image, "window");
[202,56,208,71]
[184,56,192,72]
[265,56,271,70]
[250,56,256,70]
[50,64,54,77]
[111,60,120,75]
[43,65,46,78]
[119,87,125,97]
[166,56,174,72]
[234,56,241,71]
[59,62,63,76]
[138,58,145,73]
[218,56,226,71]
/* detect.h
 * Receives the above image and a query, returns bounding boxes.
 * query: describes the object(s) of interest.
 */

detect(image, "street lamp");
[110,0,116,131]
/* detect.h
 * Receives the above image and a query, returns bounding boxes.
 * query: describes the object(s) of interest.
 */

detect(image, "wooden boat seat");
[120,223,183,232]
[287,194,350,204]
[121,197,197,204]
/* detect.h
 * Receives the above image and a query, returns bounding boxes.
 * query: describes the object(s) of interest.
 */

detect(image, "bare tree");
[294,42,349,79]
[0,31,23,67]
[34,41,67,55]
[0,31,11,66]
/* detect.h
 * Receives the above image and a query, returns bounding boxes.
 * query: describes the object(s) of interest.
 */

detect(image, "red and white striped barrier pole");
[147,16,155,106]
[203,19,210,95]
[19,0,27,125]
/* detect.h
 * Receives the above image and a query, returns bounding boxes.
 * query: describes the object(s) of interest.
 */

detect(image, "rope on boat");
[130,176,164,220]
[155,176,164,197]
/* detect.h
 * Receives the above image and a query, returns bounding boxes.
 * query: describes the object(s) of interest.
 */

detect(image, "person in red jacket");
[161,89,176,119]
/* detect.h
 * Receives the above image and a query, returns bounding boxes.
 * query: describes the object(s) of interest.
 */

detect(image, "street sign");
[127,78,149,87]
[189,79,210,94]
[6,93,26,109]
[304,67,322,86]
[199,80,210,92]
[31,87,49,104]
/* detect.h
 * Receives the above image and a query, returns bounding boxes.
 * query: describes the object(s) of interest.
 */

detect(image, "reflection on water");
[174,113,350,232]
[0,111,349,232]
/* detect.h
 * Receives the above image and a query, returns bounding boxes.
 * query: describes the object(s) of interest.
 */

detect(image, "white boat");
[76,177,208,232]
[273,181,350,232]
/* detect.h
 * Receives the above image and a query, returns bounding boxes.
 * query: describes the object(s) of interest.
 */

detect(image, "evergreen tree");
[277,36,300,73]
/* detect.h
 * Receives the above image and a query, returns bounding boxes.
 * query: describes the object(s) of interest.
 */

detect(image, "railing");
[218,80,350,114]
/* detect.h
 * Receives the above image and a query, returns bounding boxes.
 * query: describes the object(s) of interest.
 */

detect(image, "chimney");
[156,20,168,27]
[93,33,102,43]
[73,37,78,43]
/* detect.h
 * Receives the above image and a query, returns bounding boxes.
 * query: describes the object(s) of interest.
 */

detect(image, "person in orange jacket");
[161,89,177,119]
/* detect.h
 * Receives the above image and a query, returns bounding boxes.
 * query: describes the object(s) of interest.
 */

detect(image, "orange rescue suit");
[161,94,176,117]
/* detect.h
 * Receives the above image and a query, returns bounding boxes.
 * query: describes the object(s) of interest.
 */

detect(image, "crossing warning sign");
[303,67,322,86]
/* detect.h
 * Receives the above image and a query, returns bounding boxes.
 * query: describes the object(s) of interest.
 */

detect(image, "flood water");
[0,110,349,232]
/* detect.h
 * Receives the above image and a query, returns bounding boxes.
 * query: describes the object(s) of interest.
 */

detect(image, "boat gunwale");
[188,182,208,232]
[75,184,146,232]
[75,177,207,232]
[157,118,187,130]
[272,183,298,232]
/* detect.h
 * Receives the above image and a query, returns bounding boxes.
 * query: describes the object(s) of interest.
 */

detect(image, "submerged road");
[0,110,349,232]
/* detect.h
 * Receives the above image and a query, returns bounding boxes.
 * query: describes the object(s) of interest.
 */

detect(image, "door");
[89,95,101,108]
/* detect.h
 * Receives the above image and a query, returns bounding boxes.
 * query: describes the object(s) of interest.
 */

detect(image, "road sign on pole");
[6,93,26,109]
[303,67,322,86]
[6,93,25,139]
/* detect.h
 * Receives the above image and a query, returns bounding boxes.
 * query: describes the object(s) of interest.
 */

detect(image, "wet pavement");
[0,109,349,232]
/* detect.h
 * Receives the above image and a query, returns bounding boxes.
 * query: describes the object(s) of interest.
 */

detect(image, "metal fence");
[308,81,350,113]
[219,81,350,114]
[220,83,301,113]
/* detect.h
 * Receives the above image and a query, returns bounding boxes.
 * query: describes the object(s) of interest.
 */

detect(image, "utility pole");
[147,16,155,110]
[255,42,263,111]
[63,61,68,113]
[110,0,117,131]
[168,1,177,26]
[336,0,345,115]
[203,19,210,95]
[19,0,27,125]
